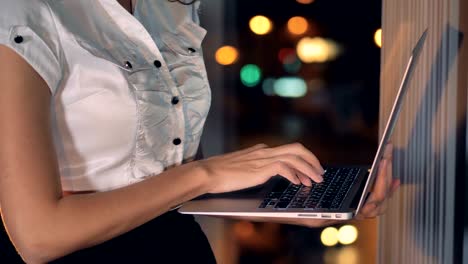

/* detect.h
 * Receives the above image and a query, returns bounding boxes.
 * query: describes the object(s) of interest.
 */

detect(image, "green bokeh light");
[240,64,262,87]
[273,77,307,98]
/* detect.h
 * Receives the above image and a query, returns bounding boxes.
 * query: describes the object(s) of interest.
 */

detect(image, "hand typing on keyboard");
[199,143,326,194]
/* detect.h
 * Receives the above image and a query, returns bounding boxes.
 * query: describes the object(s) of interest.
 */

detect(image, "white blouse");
[0,0,211,191]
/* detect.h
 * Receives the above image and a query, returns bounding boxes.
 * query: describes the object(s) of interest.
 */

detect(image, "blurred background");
[197,0,384,263]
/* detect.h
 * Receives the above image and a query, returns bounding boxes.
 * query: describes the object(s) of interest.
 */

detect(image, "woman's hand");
[198,143,326,194]
[354,143,400,220]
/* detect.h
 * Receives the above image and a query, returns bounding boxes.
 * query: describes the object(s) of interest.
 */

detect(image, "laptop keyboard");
[258,167,361,210]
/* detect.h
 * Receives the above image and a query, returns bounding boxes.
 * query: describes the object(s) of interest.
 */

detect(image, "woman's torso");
[0,0,211,192]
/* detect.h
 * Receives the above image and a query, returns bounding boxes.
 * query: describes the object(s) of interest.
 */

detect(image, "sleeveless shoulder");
[0,0,63,93]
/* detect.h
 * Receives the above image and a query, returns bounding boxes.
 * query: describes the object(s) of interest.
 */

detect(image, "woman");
[0,0,399,263]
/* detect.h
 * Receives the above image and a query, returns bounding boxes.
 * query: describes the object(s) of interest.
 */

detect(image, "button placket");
[99,0,192,171]
[171,103,185,165]
[153,61,185,163]
[110,19,186,163]
[150,59,183,108]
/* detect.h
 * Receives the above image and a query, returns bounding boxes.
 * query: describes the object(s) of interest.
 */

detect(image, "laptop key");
[317,200,332,209]
[259,200,269,208]
[331,200,341,209]
[305,200,319,209]
[271,179,291,193]
[275,201,290,209]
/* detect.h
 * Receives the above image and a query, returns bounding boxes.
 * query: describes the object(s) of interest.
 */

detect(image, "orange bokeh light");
[215,46,239,65]
[287,16,309,35]
[296,0,314,4]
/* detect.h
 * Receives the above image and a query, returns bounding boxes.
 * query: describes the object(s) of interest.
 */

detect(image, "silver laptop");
[179,30,427,220]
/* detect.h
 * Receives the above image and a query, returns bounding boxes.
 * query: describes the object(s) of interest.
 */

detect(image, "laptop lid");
[355,29,428,213]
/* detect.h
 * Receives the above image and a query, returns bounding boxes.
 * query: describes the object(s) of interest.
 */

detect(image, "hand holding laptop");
[354,143,400,221]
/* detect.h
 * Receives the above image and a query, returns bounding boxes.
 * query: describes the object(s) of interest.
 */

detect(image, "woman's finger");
[267,143,325,173]
[382,143,393,159]
[360,182,399,219]
[365,159,389,205]
[296,171,312,186]
[377,202,388,215]
[389,179,401,198]
[364,210,380,219]
[255,154,323,183]
[358,202,378,217]
[378,144,393,198]
[258,161,301,185]
[354,213,367,221]
[385,144,393,193]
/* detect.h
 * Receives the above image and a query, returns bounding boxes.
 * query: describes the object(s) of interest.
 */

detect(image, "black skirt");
[0,210,216,263]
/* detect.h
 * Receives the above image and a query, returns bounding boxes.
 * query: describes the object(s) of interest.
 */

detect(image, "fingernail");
[316,167,326,176]
[317,174,324,182]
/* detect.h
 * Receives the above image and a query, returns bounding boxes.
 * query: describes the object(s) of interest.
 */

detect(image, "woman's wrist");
[190,160,214,195]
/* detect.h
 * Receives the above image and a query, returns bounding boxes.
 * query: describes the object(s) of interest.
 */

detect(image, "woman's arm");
[0,45,327,263]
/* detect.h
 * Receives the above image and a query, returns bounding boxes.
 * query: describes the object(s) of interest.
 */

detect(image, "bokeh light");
[283,55,302,74]
[337,225,358,245]
[374,28,382,48]
[296,0,314,4]
[321,227,339,247]
[240,64,262,87]
[233,221,255,240]
[278,48,296,63]
[337,246,359,264]
[262,77,276,96]
[273,77,307,98]
[287,16,309,35]
[215,45,239,65]
[278,48,302,73]
[296,37,340,63]
[249,15,273,35]
[324,247,359,264]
